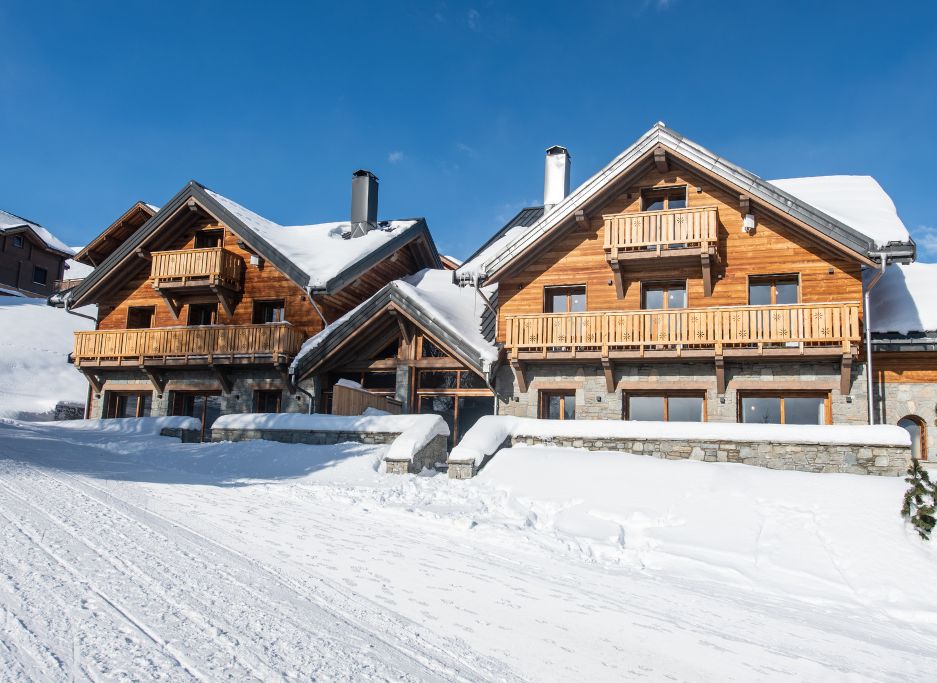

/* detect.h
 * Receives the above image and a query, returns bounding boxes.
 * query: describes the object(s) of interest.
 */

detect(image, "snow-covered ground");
[0,298,94,419]
[1,419,936,680]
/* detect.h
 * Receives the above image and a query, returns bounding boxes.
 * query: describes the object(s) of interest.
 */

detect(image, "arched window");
[898,416,927,461]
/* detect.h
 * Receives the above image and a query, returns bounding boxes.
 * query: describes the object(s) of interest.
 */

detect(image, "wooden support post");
[601,358,615,393]
[212,286,234,317]
[608,259,625,299]
[82,370,103,395]
[511,359,528,394]
[701,252,713,297]
[140,366,166,395]
[739,195,750,216]
[654,148,669,173]
[211,365,233,394]
[715,356,725,395]
[840,353,853,395]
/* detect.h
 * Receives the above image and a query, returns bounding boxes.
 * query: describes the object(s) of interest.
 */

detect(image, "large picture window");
[626,393,705,422]
[739,392,829,425]
[105,391,152,419]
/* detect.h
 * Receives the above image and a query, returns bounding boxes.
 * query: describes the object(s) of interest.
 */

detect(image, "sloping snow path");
[1,421,936,680]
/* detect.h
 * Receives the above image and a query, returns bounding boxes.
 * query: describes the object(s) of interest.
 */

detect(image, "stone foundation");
[210,427,448,474]
[159,427,202,443]
[507,434,910,476]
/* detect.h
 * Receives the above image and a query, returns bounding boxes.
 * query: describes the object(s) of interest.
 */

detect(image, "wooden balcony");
[506,302,861,358]
[149,247,244,319]
[74,322,303,369]
[603,206,719,296]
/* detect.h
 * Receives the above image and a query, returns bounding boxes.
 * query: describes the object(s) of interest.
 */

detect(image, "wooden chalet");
[456,123,916,428]
[57,171,440,435]
[0,209,75,297]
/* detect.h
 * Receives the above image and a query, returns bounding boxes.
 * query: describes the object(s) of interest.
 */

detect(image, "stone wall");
[495,359,869,424]
[876,380,937,461]
[506,433,909,476]
[209,426,448,475]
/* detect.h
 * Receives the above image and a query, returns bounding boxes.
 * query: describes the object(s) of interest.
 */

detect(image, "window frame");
[640,280,688,310]
[538,389,577,420]
[253,389,282,414]
[105,391,153,419]
[251,299,286,324]
[898,415,928,461]
[193,229,224,249]
[737,391,831,425]
[11,235,24,248]
[187,302,218,326]
[624,391,707,422]
[747,274,801,306]
[543,285,587,314]
[641,185,688,212]
[32,265,48,285]
[126,305,155,329]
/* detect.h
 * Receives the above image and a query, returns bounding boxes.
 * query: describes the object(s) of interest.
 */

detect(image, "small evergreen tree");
[901,458,936,540]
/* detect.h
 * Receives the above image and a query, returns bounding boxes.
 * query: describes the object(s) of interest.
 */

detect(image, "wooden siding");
[874,352,937,383]
[497,166,865,344]
[331,383,402,415]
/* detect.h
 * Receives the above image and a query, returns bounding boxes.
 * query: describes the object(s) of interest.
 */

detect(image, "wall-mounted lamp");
[742,214,756,234]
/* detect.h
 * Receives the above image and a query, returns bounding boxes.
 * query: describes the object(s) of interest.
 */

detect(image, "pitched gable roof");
[62,180,440,309]
[456,123,915,283]
[291,269,498,380]
[0,209,74,256]
[73,201,158,266]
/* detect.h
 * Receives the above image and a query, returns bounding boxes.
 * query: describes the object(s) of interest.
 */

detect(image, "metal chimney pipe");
[350,170,379,237]
[543,145,570,214]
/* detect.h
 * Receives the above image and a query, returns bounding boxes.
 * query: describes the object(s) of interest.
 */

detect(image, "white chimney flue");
[543,145,570,214]
[350,169,379,238]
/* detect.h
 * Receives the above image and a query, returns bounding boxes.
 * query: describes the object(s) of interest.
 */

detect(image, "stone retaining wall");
[507,434,910,476]
[209,427,448,474]
[159,427,201,443]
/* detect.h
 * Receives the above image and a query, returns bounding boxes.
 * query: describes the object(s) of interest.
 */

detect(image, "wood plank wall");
[874,352,937,383]
[496,166,865,344]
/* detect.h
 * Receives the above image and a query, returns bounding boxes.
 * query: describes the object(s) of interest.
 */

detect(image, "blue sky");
[2,1,936,260]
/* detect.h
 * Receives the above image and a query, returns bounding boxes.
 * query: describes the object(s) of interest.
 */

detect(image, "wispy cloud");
[455,142,476,157]
[388,150,406,164]
[913,225,937,259]
[467,8,480,31]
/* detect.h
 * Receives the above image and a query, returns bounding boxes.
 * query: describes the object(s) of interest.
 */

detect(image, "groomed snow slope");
[0,420,935,680]
[0,298,94,418]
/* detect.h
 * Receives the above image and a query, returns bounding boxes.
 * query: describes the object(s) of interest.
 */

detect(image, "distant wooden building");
[0,209,74,297]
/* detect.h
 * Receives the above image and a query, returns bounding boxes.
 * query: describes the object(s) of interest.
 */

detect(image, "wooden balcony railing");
[505,302,861,357]
[603,206,718,258]
[74,323,303,366]
[150,247,243,290]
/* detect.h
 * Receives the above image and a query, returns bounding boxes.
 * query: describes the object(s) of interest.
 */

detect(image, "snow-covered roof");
[64,256,94,280]
[768,176,910,248]
[458,123,914,283]
[457,206,545,281]
[206,189,421,290]
[868,262,937,335]
[292,268,498,379]
[0,209,74,256]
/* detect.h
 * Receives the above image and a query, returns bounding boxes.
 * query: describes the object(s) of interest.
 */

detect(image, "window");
[361,372,396,390]
[187,303,217,326]
[899,416,927,461]
[418,370,484,390]
[540,390,576,420]
[171,391,223,440]
[641,282,686,310]
[32,266,48,285]
[418,394,494,448]
[126,306,155,329]
[739,393,829,425]
[420,395,455,448]
[194,230,223,249]
[544,286,586,313]
[254,390,282,413]
[12,235,24,248]
[421,337,447,358]
[626,393,705,422]
[642,186,687,212]
[252,300,285,324]
[748,275,799,306]
[105,391,152,418]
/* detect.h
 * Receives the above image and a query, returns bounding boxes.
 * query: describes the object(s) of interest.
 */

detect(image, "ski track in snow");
[0,422,935,681]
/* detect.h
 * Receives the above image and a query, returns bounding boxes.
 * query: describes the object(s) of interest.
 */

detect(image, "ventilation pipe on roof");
[350,170,379,238]
[543,145,570,214]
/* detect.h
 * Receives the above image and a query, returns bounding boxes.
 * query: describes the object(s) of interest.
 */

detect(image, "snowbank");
[451,415,910,466]
[769,175,910,247]
[212,413,449,462]
[8,416,200,435]
[0,297,95,418]
[869,262,937,334]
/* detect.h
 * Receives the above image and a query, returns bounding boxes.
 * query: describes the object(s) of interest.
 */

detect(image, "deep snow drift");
[0,420,935,681]
[0,298,94,418]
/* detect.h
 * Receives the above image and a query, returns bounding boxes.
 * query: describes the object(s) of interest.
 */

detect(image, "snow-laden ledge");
[449,416,911,477]
[212,413,449,467]
[13,416,203,435]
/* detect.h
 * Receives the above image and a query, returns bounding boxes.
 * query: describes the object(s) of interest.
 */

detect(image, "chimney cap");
[352,169,378,180]
[545,145,570,157]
